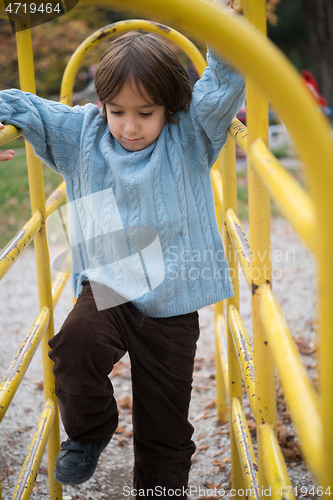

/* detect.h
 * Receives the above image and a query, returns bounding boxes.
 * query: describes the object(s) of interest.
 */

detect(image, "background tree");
[302,0,333,106]
[267,0,333,106]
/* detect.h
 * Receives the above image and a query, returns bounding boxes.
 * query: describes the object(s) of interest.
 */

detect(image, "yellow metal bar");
[260,423,296,500]
[243,0,277,488]
[15,23,62,500]
[12,400,56,500]
[229,305,256,415]
[0,210,42,282]
[250,138,316,253]
[211,168,223,211]
[228,118,248,154]
[52,252,71,308]
[231,397,260,500]
[0,307,50,422]
[60,19,207,105]
[225,209,251,289]
[0,124,21,146]
[259,283,322,478]
[221,132,244,497]
[212,154,228,422]
[214,312,229,422]
[45,181,67,220]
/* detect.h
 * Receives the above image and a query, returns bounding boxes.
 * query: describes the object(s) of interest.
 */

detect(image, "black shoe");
[54,437,111,485]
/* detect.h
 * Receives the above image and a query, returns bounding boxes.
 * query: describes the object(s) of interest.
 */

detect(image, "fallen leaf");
[118,395,132,409]
[204,399,216,410]
[205,481,223,489]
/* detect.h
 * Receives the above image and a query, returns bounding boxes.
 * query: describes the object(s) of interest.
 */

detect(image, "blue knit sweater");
[0,50,245,317]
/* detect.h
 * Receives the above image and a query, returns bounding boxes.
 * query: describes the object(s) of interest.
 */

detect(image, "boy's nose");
[124,118,139,135]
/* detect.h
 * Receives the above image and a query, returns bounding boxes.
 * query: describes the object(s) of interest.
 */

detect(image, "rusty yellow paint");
[228,118,248,154]
[45,181,67,220]
[12,400,56,500]
[225,209,251,289]
[260,423,296,500]
[0,210,42,282]
[250,138,316,253]
[259,283,322,479]
[0,307,50,423]
[229,305,256,415]
[231,397,259,499]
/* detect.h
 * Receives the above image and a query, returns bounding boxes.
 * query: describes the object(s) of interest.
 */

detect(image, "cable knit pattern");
[0,50,245,317]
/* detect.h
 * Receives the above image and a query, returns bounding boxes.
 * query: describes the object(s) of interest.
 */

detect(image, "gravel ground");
[0,216,320,499]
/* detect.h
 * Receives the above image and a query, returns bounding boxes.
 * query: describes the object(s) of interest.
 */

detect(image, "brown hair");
[94,31,193,122]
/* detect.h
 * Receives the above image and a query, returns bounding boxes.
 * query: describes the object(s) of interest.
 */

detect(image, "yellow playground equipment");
[0,0,333,498]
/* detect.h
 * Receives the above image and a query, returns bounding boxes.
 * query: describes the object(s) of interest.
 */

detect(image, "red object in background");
[301,70,327,107]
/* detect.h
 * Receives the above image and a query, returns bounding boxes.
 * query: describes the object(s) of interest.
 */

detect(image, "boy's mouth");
[123,137,142,143]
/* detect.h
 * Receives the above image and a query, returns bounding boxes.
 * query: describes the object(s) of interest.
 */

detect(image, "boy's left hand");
[0,150,15,161]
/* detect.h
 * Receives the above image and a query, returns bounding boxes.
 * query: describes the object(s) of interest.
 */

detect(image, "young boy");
[0,1,244,496]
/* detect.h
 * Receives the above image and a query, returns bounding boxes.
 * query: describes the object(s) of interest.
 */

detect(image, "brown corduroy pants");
[48,281,200,498]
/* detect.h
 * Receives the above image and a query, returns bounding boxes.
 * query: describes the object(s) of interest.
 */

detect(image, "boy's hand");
[0,122,15,161]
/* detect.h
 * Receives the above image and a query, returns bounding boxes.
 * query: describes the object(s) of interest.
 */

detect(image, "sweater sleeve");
[0,89,89,176]
[174,49,245,172]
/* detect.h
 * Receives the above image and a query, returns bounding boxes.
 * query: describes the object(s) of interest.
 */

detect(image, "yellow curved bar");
[45,181,67,220]
[229,305,256,415]
[215,312,229,422]
[60,19,207,105]
[250,138,316,253]
[0,210,42,282]
[52,251,71,308]
[12,400,56,500]
[225,208,252,289]
[0,307,50,422]
[231,397,260,500]
[260,423,296,500]
[229,118,248,154]
[259,283,322,478]
[0,124,21,146]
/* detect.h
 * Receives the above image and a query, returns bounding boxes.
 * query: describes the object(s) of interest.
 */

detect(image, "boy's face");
[105,80,167,152]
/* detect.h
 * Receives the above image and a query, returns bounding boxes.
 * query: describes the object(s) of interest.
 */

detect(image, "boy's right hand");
[0,122,15,161]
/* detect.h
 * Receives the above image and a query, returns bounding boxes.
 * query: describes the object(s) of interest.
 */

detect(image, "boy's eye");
[140,112,153,117]
[110,110,123,115]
